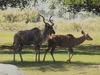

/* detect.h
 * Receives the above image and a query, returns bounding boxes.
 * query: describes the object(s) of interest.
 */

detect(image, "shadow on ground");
[0,60,100,72]
[0,44,100,55]
[0,44,100,72]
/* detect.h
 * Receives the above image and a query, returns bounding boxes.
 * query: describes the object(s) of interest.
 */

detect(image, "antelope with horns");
[13,15,55,62]
[43,31,93,63]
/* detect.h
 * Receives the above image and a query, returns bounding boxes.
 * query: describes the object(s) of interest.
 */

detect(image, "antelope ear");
[81,30,85,35]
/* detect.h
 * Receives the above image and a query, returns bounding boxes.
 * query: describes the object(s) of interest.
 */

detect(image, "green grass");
[0,31,100,75]
[0,2,100,75]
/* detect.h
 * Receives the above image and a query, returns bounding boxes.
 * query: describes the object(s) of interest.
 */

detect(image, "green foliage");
[0,0,32,9]
[64,0,100,5]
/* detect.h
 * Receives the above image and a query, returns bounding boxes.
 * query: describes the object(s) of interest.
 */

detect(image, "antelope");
[13,15,55,62]
[43,31,93,63]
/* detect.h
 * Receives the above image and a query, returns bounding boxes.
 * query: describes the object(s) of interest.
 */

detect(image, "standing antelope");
[43,31,93,63]
[13,15,55,62]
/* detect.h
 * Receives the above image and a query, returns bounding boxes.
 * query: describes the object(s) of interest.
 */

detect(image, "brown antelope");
[13,15,55,62]
[43,31,93,63]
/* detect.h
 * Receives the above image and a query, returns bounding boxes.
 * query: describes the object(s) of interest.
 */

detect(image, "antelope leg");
[13,51,16,62]
[19,52,23,62]
[37,45,40,62]
[43,47,50,61]
[67,48,73,63]
[50,47,55,62]
[69,53,74,62]
[67,51,71,63]
[38,50,40,62]
[35,46,38,62]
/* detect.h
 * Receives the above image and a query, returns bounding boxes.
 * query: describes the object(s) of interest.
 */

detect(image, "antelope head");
[81,30,93,40]
[40,15,55,35]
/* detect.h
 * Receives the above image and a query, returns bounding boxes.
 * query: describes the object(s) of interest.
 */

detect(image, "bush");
[0,8,38,23]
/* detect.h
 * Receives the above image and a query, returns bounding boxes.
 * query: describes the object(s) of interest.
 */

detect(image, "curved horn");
[49,16,52,21]
[49,16,54,26]
[40,14,46,24]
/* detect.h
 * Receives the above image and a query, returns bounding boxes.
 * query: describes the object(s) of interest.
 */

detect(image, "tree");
[84,0,93,6]
[0,0,31,10]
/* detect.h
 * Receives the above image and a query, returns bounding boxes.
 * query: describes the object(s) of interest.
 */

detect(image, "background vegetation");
[64,0,100,5]
[0,0,100,10]
[0,8,100,32]
[0,8,100,75]
[0,0,100,75]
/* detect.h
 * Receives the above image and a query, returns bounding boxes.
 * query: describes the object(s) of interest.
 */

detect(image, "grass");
[0,2,100,75]
[0,8,100,75]
[0,31,100,75]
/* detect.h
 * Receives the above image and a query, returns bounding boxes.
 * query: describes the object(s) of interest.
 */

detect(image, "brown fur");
[43,31,93,63]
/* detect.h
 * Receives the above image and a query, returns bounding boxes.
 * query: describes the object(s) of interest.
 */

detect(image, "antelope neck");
[41,28,50,42]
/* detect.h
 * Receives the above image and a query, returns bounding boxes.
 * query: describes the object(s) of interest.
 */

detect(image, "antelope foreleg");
[67,52,71,63]
[19,52,23,62]
[68,53,73,63]
[35,46,38,62]
[38,50,40,62]
[67,48,73,63]
[43,47,50,61]
[69,53,73,61]
[50,47,55,62]
[35,52,38,62]
[13,51,16,62]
